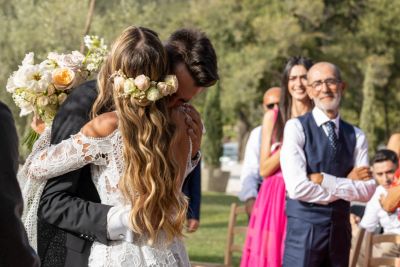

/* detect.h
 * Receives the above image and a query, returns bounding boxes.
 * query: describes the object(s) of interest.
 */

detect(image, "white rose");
[57,51,84,70]
[37,96,49,107]
[146,87,162,101]
[134,75,151,91]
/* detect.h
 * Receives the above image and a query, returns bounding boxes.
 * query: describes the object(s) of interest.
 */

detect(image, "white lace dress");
[22,127,194,267]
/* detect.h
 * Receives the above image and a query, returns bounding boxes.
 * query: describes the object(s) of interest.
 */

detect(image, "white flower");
[12,91,34,116]
[13,64,52,93]
[37,96,49,107]
[22,52,35,66]
[56,51,85,70]
[124,78,136,94]
[57,93,68,105]
[6,73,17,93]
[146,87,162,101]
[134,75,151,91]
[164,75,178,94]
[157,82,169,96]
[84,35,107,50]
[114,76,125,90]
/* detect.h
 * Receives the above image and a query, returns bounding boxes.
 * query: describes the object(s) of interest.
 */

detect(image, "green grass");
[185,192,247,267]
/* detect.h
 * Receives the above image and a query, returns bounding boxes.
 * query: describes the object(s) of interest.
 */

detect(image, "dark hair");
[274,56,314,141]
[372,149,399,167]
[165,28,219,87]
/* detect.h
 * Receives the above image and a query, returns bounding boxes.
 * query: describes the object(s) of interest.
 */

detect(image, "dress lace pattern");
[21,126,194,267]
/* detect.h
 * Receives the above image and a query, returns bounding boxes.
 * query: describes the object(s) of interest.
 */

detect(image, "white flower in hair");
[165,75,178,94]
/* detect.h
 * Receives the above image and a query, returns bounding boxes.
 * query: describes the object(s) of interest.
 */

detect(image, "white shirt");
[238,126,262,202]
[360,185,400,234]
[280,107,376,205]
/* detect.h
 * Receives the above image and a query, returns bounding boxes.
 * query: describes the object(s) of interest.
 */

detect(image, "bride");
[22,26,196,267]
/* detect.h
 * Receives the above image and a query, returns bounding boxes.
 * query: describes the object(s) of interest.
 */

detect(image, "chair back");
[364,232,400,267]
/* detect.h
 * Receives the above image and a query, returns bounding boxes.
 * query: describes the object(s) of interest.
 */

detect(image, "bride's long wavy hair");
[95,26,187,244]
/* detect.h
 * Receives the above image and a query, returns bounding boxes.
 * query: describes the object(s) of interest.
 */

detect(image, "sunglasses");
[265,102,279,110]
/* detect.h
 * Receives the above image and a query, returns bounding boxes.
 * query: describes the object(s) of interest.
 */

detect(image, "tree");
[202,83,223,168]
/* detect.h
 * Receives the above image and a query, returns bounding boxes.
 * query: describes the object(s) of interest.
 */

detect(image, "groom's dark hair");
[165,28,219,87]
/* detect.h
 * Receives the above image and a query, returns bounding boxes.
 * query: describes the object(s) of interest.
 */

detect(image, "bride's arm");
[26,112,118,180]
[171,108,193,188]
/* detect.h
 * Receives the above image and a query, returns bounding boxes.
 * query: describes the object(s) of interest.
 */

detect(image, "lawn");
[185,192,247,267]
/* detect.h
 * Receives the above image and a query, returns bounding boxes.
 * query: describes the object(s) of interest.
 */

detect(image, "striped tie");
[325,121,338,154]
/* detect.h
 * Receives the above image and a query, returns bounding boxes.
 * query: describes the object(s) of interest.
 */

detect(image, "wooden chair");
[349,227,365,267]
[363,232,400,267]
[191,203,247,267]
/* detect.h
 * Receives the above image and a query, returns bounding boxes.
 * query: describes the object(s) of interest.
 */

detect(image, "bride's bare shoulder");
[82,112,118,138]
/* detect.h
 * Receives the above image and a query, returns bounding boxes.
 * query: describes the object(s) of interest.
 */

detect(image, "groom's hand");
[183,104,203,157]
[309,173,323,185]
[347,166,372,181]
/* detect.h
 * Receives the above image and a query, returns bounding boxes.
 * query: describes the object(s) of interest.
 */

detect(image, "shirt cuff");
[107,205,133,242]
[321,172,337,193]
[191,151,201,167]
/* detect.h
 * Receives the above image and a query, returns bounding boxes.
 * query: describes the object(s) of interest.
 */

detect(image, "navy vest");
[286,112,356,225]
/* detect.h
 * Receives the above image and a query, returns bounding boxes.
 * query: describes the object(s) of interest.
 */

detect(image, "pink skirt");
[240,171,287,267]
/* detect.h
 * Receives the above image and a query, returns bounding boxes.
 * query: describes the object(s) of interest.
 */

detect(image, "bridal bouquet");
[6,35,107,148]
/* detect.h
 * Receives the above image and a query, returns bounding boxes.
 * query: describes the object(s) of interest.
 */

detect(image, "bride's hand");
[31,116,45,134]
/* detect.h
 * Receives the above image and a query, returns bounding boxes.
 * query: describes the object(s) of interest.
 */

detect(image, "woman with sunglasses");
[241,56,314,267]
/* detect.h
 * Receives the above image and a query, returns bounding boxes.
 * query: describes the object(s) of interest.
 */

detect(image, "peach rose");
[52,67,75,90]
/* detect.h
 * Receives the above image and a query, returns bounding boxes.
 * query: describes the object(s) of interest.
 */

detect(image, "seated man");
[359,149,400,257]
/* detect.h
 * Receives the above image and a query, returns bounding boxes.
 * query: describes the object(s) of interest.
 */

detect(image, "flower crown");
[112,70,178,102]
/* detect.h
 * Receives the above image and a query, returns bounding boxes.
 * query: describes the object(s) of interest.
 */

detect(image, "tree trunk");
[80,0,96,53]
[236,109,251,162]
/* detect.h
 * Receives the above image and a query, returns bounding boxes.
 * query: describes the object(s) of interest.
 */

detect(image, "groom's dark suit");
[0,101,40,267]
[37,80,112,267]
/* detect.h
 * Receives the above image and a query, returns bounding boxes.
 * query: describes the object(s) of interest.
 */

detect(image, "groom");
[280,62,376,267]
[0,101,40,267]
[35,28,218,267]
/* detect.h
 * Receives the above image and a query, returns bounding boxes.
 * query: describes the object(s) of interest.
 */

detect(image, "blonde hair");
[96,26,187,244]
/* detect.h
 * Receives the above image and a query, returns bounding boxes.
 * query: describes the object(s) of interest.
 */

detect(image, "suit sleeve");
[0,102,40,267]
[38,81,112,245]
[182,162,201,220]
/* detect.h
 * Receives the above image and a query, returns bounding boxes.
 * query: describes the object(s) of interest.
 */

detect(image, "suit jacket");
[182,162,201,220]
[37,80,111,267]
[0,101,40,267]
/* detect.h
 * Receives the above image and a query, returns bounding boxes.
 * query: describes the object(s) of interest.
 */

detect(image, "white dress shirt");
[238,126,262,202]
[360,185,400,234]
[280,107,376,205]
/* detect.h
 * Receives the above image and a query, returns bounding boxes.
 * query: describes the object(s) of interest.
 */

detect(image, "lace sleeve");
[26,129,115,180]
